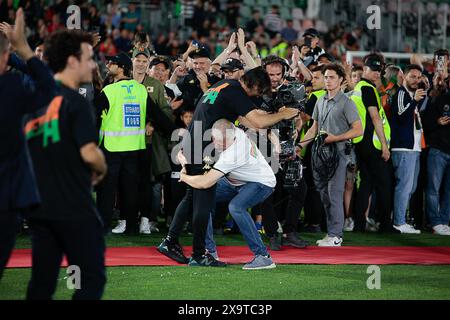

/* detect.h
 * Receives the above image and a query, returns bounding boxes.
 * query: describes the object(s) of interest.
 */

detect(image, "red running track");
[6,246,450,268]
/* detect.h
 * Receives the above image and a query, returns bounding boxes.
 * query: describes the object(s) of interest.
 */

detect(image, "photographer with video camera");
[299,63,363,246]
[257,55,310,250]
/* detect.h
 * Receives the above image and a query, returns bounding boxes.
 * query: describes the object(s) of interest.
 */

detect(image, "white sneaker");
[317,236,343,247]
[139,217,151,234]
[149,221,160,233]
[432,224,450,236]
[344,218,354,232]
[316,234,330,245]
[112,220,126,234]
[366,217,379,232]
[276,221,283,234]
[393,223,421,234]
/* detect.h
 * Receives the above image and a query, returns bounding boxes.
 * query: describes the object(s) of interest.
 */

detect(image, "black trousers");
[168,186,193,240]
[26,217,106,300]
[0,211,20,281]
[164,174,188,221]
[303,146,326,228]
[137,145,153,221]
[257,173,283,237]
[96,148,140,233]
[258,171,307,236]
[354,142,394,231]
[409,148,429,229]
[168,165,216,259]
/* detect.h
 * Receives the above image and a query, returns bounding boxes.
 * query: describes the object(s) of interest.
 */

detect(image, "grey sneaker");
[149,221,159,233]
[243,255,276,270]
[269,234,282,251]
[282,232,309,248]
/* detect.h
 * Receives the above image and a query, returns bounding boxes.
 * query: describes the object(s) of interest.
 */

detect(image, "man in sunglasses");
[220,58,245,80]
[350,53,395,233]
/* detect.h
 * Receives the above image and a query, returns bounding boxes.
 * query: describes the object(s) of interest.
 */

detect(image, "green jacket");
[141,76,174,180]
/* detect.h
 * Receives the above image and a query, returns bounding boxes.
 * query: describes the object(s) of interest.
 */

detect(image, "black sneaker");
[188,253,227,267]
[303,225,321,233]
[282,232,309,248]
[269,234,281,251]
[157,238,189,264]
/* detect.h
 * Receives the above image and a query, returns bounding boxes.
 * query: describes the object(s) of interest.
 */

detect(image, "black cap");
[220,58,244,71]
[364,57,384,72]
[149,56,173,71]
[318,52,335,62]
[188,47,210,59]
[105,52,132,71]
[303,28,319,38]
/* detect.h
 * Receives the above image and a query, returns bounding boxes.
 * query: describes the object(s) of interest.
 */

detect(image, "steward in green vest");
[99,78,147,151]
[350,53,394,234]
[351,79,391,151]
[95,52,175,234]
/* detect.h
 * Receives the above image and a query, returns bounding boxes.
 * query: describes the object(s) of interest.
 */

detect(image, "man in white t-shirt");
[180,119,276,270]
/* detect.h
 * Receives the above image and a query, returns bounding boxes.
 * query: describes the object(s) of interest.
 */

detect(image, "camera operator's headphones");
[262,55,291,81]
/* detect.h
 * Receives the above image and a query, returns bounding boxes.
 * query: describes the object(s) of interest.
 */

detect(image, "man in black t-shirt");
[157,67,300,266]
[24,30,107,300]
[0,9,56,281]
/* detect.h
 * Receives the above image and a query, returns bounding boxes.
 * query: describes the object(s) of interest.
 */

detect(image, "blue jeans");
[426,148,450,227]
[392,151,420,225]
[206,178,274,257]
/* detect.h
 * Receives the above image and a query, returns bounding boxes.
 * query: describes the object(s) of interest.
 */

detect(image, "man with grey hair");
[0,9,56,280]
[180,119,277,270]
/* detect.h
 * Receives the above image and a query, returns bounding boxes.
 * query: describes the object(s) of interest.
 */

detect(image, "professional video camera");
[260,82,307,114]
[282,156,304,189]
[259,82,307,160]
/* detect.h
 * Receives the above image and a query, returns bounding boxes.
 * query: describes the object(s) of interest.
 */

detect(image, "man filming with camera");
[300,63,363,247]
[257,55,310,250]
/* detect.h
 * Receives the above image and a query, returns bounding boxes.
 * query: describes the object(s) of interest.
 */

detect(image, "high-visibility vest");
[270,42,288,58]
[299,89,326,157]
[99,79,147,152]
[351,80,391,150]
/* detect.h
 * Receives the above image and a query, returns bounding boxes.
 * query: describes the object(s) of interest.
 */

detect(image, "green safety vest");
[99,80,148,152]
[299,89,326,157]
[270,42,288,58]
[351,80,391,150]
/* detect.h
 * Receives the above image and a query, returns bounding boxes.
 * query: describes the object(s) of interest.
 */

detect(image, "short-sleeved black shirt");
[360,78,379,143]
[182,80,255,165]
[25,84,100,221]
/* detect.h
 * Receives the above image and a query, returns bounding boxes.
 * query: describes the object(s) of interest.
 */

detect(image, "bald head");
[212,119,236,151]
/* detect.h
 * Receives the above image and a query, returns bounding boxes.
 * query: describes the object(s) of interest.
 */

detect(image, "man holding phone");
[390,64,427,234]
[431,49,449,97]
[301,28,325,67]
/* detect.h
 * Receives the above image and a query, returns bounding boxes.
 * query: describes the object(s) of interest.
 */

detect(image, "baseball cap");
[132,47,151,59]
[105,52,132,70]
[149,56,173,71]
[364,56,384,72]
[220,58,244,71]
[188,47,210,59]
[303,28,319,38]
[318,53,335,63]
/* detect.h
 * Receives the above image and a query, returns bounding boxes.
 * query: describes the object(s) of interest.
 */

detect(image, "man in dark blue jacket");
[390,64,426,234]
[0,9,56,280]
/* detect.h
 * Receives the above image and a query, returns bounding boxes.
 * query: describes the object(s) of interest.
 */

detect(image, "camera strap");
[317,94,337,135]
